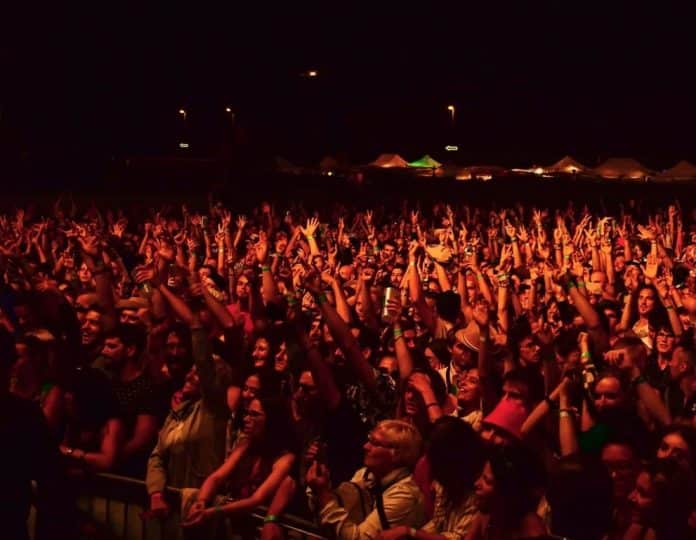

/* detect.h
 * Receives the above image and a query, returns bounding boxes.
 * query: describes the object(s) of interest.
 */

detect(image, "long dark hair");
[252,394,297,459]
[488,445,545,529]
[427,417,483,509]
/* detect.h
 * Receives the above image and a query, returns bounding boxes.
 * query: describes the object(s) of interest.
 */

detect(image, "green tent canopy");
[408,155,442,168]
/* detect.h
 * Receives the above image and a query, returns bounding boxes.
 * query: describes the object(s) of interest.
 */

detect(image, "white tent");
[593,158,654,180]
[544,155,590,175]
[658,160,696,181]
[369,153,409,168]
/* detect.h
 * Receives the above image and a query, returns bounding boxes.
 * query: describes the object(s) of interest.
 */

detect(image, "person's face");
[669,346,689,381]
[474,461,496,505]
[274,342,288,373]
[518,337,540,365]
[637,288,656,317]
[655,329,676,356]
[593,377,623,413]
[242,398,267,440]
[402,328,417,349]
[363,427,396,474]
[657,432,691,470]
[63,251,75,269]
[424,347,443,371]
[403,374,425,417]
[275,236,288,254]
[382,244,396,262]
[501,380,528,405]
[390,268,404,287]
[181,366,200,399]
[480,424,513,447]
[312,256,324,271]
[101,337,128,365]
[338,265,353,282]
[614,255,626,274]
[457,368,481,405]
[450,340,474,370]
[252,338,270,368]
[623,266,641,292]
[601,443,637,501]
[81,310,102,346]
[242,374,261,407]
[78,262,92,284]
[236,276,250,299]
[586,271,606,297]
[120,309,140,326]
[628,471,656,522]
[378,355,396,376]
[293,371,318,410]
[308,318,322,344]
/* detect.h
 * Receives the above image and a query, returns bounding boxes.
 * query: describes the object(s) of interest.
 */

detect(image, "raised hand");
[637,224,656,241]
[301,217,320,238]
[215,224,226,245]
[410,210,420,226]
[643,253,659,279]
[504,221,517,240]
[236,215,247,230]
[221,210,232,229]
[255,231,269,263]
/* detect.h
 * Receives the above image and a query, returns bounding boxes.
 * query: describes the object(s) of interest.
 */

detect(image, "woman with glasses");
[182,395,296,528]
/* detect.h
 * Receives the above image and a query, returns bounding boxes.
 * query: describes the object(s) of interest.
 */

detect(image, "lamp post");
[447,104,455,124]
[178,108,187,121]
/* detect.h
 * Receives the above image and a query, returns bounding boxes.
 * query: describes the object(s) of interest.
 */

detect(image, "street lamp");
[178,108,187,121]
[447,104,455,123]
[225,107,232,113]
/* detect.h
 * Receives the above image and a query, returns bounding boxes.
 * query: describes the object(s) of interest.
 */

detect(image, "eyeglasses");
[656,331,675,339]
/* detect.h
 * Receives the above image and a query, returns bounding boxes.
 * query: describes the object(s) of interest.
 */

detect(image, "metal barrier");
[30,473,326,540]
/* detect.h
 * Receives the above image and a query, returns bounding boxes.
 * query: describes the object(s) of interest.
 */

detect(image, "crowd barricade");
[29,473,326,540]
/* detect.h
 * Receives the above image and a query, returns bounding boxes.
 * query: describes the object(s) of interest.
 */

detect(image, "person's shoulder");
[518,511,547,537]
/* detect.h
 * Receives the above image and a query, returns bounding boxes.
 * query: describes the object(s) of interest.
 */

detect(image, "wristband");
[553,244,562,250]
[577,281,586,287]
[261,265,271,272]
[307,235,315,240]
[315,293,328,305]
[264,514,279,524]
[566,282,577,290]
[475,273,484,281]
[393,328,403,339]
[409,261,417,267]
[665,305,674,311]
[581,351,592,360]
[559,410,573,419]
[286,296,298,307]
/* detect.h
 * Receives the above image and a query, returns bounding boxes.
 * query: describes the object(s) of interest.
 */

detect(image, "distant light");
[327,171,333,176]
[225,107,232,113]
[447,105,455,112]
[445,145,459,152]
[534,167,544,175]
[179,142,189,149]
[178,109,186,115]
[308,70,318,78]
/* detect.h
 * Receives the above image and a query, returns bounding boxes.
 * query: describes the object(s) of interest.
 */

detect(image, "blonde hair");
[377,419,423,468]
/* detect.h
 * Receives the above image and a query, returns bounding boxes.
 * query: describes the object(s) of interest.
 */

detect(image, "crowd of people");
[3,193,696,540]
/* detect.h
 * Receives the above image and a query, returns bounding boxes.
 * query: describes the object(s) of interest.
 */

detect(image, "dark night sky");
[2,3,696,168]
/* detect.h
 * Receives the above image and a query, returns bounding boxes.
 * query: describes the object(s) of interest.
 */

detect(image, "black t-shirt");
[112,372,167,476]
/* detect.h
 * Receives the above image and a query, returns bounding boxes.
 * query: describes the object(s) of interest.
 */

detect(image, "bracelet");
[315,293,328,305]
[553,244,562,250]
[479,335,488,344]
[425,403,439,409]
[581,351,592,360]
[286,296,298,307]
[665,305,674,311]
[577,281,586,287]
[475,273,484,281]
[393,328,403,339]
[261,265,271,272]
[559,410,573,419]
[409,261,417,267]
[307,235,315,240]
[566,282,577,290]
[264,514,279,524]
[631,374,647,387]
